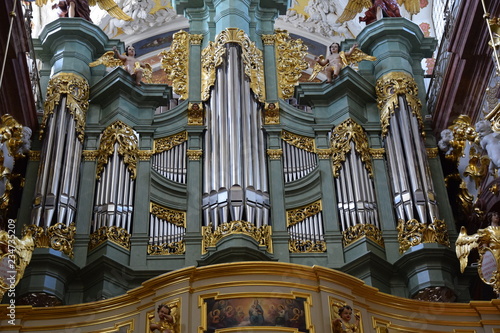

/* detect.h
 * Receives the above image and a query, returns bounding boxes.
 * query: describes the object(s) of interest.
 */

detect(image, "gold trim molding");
[188,103,204,125]
[281,130,315,152]
[201,28,266,102]
[274,29,308,100]
[159,30,190,100]
[201,221,272,254]
[22,222,76,258]
[375,71,423,137]
[41,72,89,142]
[289,239,326,253]
[267,148,282,160]
[287,200,322,227]
[397,218,450,253]
[331,119,373,177]
[150,202,186,228]
[343,223,385,248]
[264,102,280,125]
[154,132,188,154]
[88,226,131,251]
[96,121,139,180]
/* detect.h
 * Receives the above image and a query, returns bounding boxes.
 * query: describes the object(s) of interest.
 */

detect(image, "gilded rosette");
[22,222,76,258]
[281,130,315,152]
[154,132,188,154]
[96,121,139,180]
[288,239,326,253]
[274,29,308,99]
[331,119,373,177]
[201,28,265,102]
[150,202,186,228]
[41,72,89,142]
[202,221,272,254]
[343,224,384,247]
[397,218,450,253]
[375,72,422,137]
[88,225,131,251]
[286,200,322,227]
[159,30,190,100]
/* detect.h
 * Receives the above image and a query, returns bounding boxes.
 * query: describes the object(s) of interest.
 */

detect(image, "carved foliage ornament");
[267,148,283,160]
[41,73,89,142]
[331,119,373,178]
[159,30,191,100]
[274,29,309,100]
[22,222,76,258]
[202,221,272,254]
[148,241,185,255]
[201,28,266,102]
[88,226,131,251]
[375,72,423,137]
[289,239,327,253]
[150,202,186,228]
[154,132,188,154]
[397,218,450,253]
[96,121,139,180]
[281,130,315,153]
[286,200,322,227]
[343,223,384,248]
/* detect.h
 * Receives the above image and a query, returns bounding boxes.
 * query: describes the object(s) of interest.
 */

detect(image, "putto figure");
[336,0,421,25]
[332,304,360,333]
[35,0,132,22]
[475,120,500,175]
[149,303,179,333]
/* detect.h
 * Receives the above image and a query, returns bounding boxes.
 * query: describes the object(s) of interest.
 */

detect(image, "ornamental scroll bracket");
[397,218,450,254]
[41,72,89,142]
[375,72,423,137]
[201,28,266,103]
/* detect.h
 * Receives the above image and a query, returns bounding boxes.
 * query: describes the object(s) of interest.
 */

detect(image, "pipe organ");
[281,131,318,183]
[287,200,326,252]
[148,202,186,255]
[152,132,188,184]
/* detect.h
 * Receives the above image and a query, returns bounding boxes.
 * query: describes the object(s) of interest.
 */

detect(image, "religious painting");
[202,294,311,333]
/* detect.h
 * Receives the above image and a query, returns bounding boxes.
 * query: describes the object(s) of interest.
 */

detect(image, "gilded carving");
[397,219,450,253]
[148,241,185,255]
[316,148,332,159]
[426,147,439,158]
[159,30,190,100]
[287,200,322,227]
[150,202,186,228]
[188,103,204,125]
[438,115,477,163]
[331,119,373,177]
[201,28,266,102]
[88,225,131,251]
[138,150,154,161]
[154,132,188,154]
[190,34,203,45]
[289,239,327,253]
[281,130,315,152]
[375,72,423,137]
[267,149,283,160]
[187,149,203,160]
[82,150,98,161]
[41,72,89,142]
[202,221,272,254]
[22,222,76,258]
[264,102,280,125]
[343,224,384,247]
[370,148,385,159]
[274,29,309,99]
[29,150,41,161]
[96,121,139,180]
[261,34,276,45]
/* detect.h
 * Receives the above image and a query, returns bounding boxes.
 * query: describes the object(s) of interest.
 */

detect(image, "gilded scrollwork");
[286,200,322,227]
[96,121,139,180]
[154,132,188,154]
[159,30,190,100]
[148,241,185,255]
[274,29,309,100]
[289,239,326,253]
[201,28,266,102]
[188,103,204,125]
[281,130,315,153]
[397,219,450,253]
[150,202,186,228]
[201,221,272,254]
[88,225,131,251]
[375,72,422,137]
[264,102,280,125]
[22,222,76,258]
[343,224,384,247]
[41,72,89,142]
[331,119,373,178]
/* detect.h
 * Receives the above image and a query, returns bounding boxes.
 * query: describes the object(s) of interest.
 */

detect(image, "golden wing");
[398,0,421,15]
[455,226,480,273]
[89,51,124,68]
[343,48,377,66]
[35,0,49,6]
[337,0,373,24]
[142,63,153,84]
[308,56,326,82]
[89,0,132,21]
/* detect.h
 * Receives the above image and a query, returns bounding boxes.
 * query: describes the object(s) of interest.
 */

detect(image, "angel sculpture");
[336,0,421,25]
[89,45,152,85]
[149,303,180,333]
[331,304,360,333]
[455,213,500,294]
[35,0,132,22]
[309,42,376,83]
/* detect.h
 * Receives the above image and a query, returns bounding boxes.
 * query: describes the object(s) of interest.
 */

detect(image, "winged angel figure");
[336,0,421,25]
[309,43,376,82]
[35,0,132,22]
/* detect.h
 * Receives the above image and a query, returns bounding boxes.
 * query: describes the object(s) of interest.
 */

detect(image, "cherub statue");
[332,304,360,333]
[475,120,500,175]
[336,0,421,25]
[89,45,152,85]
[35,0,132,21]
[309,42,376,83]
[149,303,179,333]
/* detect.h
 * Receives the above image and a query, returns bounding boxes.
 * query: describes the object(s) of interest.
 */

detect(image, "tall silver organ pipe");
[148,214,185,248]
[152,140,188,184]
[202,44,269,228]
[31,97,82,228]
[281,140,318,183]
[288,212,324,243]
[384,95,439,224]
